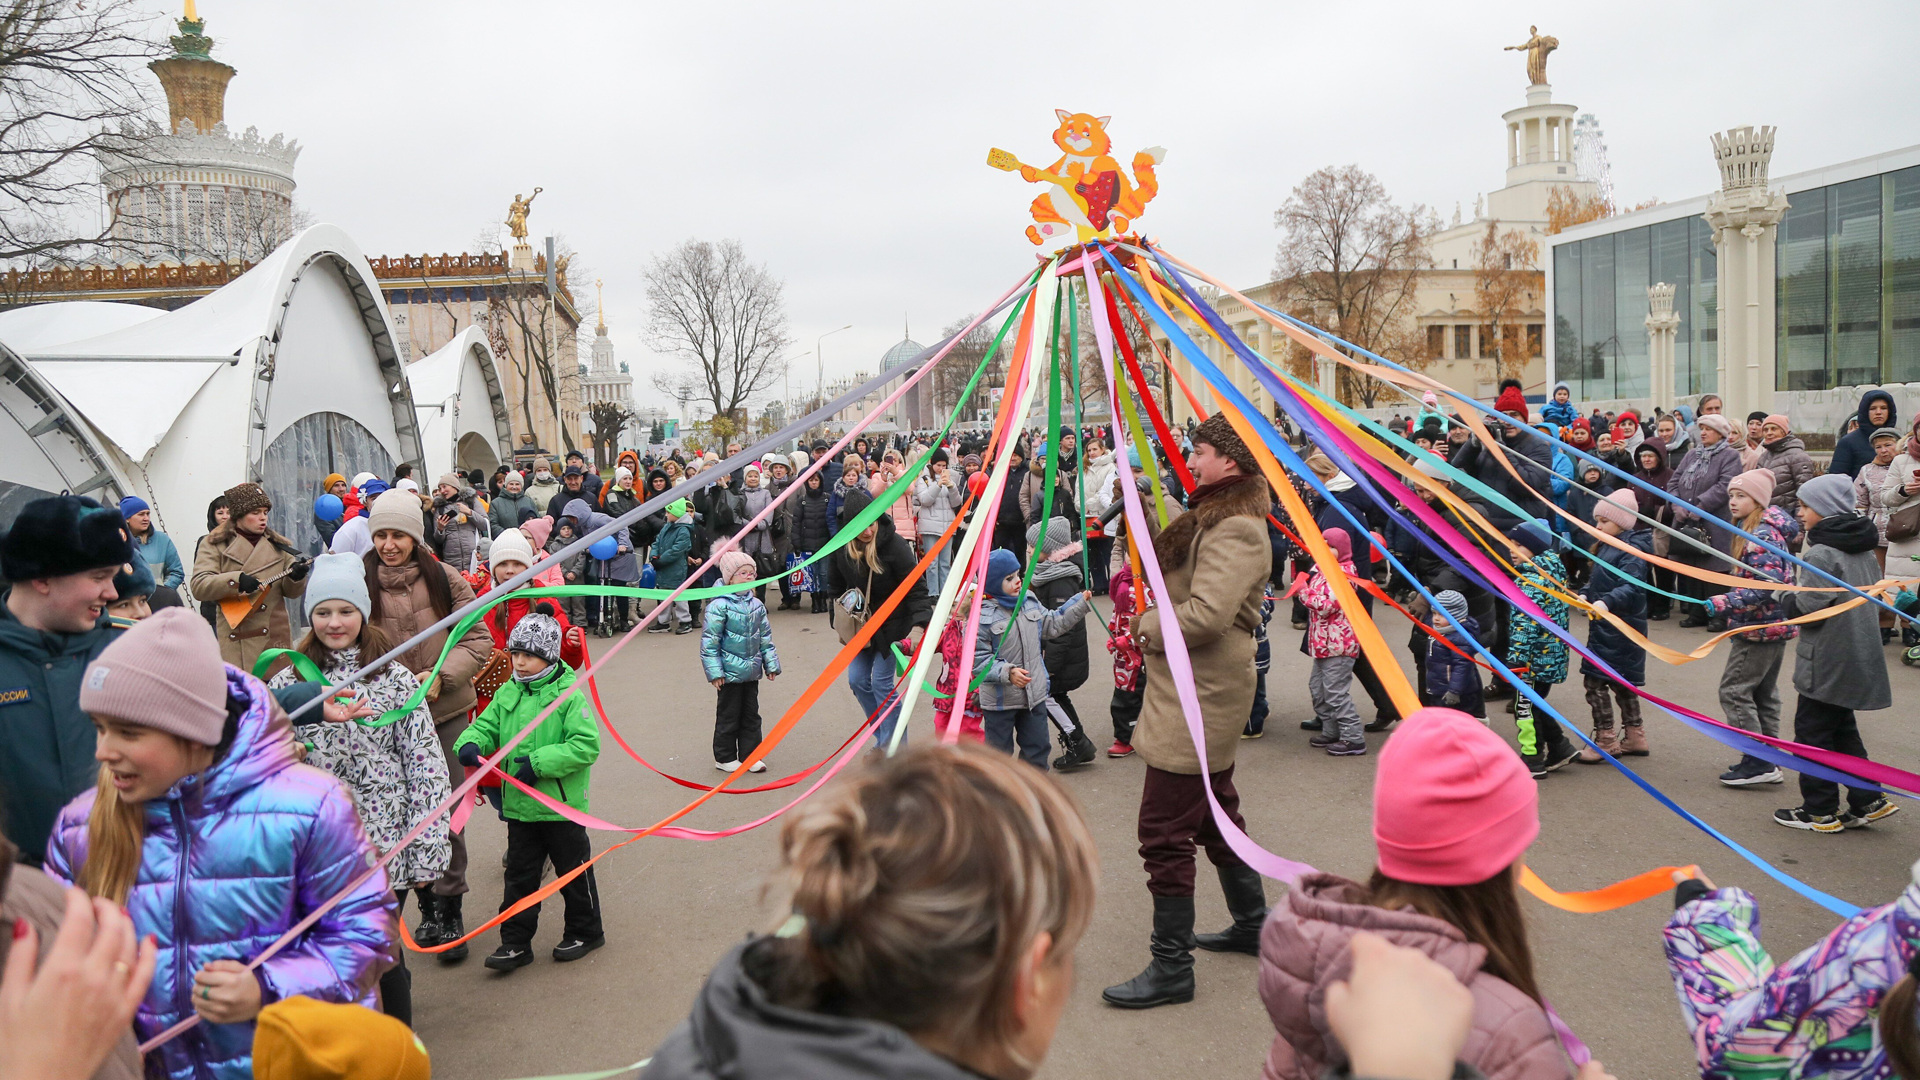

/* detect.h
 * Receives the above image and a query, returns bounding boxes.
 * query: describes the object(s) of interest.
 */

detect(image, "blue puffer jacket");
[1580,528,1652,686]
[45,667,396,1080]
[702,592,780,683]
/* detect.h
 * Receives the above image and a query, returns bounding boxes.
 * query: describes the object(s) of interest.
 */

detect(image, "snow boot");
[1193,864,1267,956]
[1619,723,1650,757]
[437,893,468,965]
[1052,726,1097,771]
[1576,726,1620,764]
[1102,896,1196,1009]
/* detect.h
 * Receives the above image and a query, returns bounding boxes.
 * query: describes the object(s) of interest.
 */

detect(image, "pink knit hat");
[1373,708,1539,885]
[79,608,229,745]
[1728,468,1777,507]
[716,550,757,585]
[1593,487,1639,529]
[1322,527,1352,564]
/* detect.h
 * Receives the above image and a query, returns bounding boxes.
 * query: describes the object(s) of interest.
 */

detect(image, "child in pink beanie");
[1256,708,1582,1080]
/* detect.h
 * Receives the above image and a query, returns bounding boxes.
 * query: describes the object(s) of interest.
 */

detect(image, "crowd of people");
[2,374,1918,1080]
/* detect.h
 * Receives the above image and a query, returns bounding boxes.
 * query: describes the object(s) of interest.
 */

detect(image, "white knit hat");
[367,489,425,543]
[490,527,536,571]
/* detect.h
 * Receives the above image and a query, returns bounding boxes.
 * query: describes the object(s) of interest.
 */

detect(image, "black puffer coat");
[1580,527,1652,686]
[825,510,931,654]
[795,480,835,553]
[1032,572,1089,695]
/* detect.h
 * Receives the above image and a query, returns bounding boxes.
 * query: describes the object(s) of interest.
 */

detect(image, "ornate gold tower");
[148,2,236,135]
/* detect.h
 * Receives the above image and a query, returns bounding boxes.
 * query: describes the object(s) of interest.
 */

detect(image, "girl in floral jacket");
[1298,527,1363,756]
[1706,470,1801,787]
[265,553,451,1025]
[1665,861,1920,1080]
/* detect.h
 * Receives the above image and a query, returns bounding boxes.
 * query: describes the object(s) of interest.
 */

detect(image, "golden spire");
[185,0,198,18]
[595,278,605,332]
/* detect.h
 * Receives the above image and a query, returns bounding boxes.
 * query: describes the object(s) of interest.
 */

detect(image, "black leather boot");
[411,888,444,947]
[1194,864,1268,955]
[1051,726,1097,771]
[1101,896,1196,1008]
[437,893,469,965]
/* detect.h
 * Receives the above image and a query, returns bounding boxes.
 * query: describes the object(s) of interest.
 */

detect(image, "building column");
[1645,283,1680,412]
[1703,126,1789,421]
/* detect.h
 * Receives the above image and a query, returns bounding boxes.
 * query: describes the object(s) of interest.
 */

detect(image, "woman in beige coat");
[360,488,493,962]
[189,482,309,672]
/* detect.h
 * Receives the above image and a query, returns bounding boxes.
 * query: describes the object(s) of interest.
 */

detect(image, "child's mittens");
[511,755,537,784]
[458,743,482,769]
[1590,600,1609,618]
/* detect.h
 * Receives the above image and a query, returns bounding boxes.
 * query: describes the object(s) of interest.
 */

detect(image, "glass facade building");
[1549,151,1920,397]
[1553,217,1717,401]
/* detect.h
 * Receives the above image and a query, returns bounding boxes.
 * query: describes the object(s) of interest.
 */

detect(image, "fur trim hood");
[1154,473,1269,574]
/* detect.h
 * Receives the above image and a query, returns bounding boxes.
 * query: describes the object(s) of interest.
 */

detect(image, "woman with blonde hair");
[44,609,393,1080]
[643,741,1096,1080]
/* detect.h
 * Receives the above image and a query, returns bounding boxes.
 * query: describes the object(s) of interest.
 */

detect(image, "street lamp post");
[815,323,852,430]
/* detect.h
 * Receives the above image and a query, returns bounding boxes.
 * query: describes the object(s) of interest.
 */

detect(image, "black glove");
[512,756,537,785]
[286,557,312,582]
[235,572,261,594]
[457,743,481,769]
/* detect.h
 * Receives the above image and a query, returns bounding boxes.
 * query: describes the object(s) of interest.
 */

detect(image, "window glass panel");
[1581,236,1615,397]
[1886,167,1920,384]
[1778,186,1827,390]
[1614,227,1651,401]
[1691,216,1717,394]
[1830,177,1882,387]
[1554,243,1582,397]
[1652,219,1692,395]
[1455,324,1472,360]
[1427,324,1446,358]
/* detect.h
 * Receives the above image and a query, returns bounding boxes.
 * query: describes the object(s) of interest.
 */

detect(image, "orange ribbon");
[1519,863,1700,913]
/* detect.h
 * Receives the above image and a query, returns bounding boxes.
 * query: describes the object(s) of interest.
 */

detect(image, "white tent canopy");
[0,224,423,557]
[0,340,133,526]
[408,325,513,483]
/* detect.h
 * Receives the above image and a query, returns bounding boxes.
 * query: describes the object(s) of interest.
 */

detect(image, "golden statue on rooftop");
[506,187,542,242]
[1504,26,1558,86]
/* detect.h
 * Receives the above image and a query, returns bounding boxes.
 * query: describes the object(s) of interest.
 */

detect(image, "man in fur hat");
[1104,413,1273,1010]
[0,495,138,861]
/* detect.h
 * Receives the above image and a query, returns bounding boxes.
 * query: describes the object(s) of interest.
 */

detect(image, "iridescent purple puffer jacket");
[45,666,396,1080]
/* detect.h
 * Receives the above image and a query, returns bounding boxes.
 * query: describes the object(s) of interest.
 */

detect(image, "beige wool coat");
[366,558,492,726]
[190,522,307,672]
[1131,474,1272,775]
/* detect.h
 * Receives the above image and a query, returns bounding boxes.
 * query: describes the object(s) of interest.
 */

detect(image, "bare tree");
[645,238,791,420]
[1471,221,1542,385]
[1273,164,1437,406]
[931,313,1002,422]
[586,399,633,470]
[0,0,161,263]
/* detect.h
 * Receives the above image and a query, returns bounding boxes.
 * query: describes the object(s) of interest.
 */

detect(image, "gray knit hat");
[367,489,425,544]
[506,611,562,664]
[1433,589,1469,627]
[1799,473,1857,520]
[302,552,371,619]
[80,608,229,745]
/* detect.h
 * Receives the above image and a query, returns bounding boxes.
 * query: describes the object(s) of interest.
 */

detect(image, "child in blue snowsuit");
[1425,589,1485,719]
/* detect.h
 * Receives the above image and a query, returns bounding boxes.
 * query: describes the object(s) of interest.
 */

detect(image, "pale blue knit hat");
[303,551,371,619]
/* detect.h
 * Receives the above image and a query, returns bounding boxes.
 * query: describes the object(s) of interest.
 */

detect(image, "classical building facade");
[372,252,585,460]
[579,281,639,459]
[1148,37,1586,424]
[98,10,299,265]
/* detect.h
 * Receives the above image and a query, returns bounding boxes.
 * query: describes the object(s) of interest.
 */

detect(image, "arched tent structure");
[408,324,513,483]
[7,224,423,561]
[0,339,134,529]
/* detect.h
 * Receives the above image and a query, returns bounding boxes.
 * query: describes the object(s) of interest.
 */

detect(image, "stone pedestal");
[510,243,536,271]
[1703,126,1789,421]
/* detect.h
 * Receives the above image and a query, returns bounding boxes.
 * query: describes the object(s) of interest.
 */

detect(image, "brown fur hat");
[223,482,272,520]
[1190,412,1258,474]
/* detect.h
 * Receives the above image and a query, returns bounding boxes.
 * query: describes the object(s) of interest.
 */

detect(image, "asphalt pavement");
[408,597,1918,1080]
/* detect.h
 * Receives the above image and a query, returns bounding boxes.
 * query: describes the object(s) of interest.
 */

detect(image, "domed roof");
[881,336,924,370]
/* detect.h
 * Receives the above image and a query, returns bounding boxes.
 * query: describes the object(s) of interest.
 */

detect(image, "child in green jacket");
[454,610,604,972]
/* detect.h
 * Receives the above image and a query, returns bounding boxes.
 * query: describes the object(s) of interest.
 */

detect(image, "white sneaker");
[748,760,767,773]
[715,759,741,772]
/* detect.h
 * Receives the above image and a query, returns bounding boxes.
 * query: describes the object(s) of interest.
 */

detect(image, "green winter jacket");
[0,589,122,861]
[452,662,599,822]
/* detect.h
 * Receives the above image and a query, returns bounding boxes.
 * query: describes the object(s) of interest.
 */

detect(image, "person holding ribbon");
[190,482,311,672]
[1103,412,1272,1011]
[265,552,451,1026]
[45,609,395,1080]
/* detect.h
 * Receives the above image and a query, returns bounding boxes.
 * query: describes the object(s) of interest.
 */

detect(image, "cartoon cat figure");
[989,111,1166,245]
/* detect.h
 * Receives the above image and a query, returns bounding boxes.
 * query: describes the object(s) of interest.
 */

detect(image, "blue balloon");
[588,535,619,561]
[314,493,344,521]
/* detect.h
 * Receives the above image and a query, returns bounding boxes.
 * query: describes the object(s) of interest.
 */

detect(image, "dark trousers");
[1111,679,1144,746]
[983,703,1050,770]
[1793,696,1878,817]
[1138,764,1251,897]
[378,889,411,1025]
[499,819,603,947]
[713,680,763,764]
[1351,650,1395,722]
[1088,536,1113,591]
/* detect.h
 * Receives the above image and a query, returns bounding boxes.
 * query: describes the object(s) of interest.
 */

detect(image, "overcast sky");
[158,0,1919,411]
